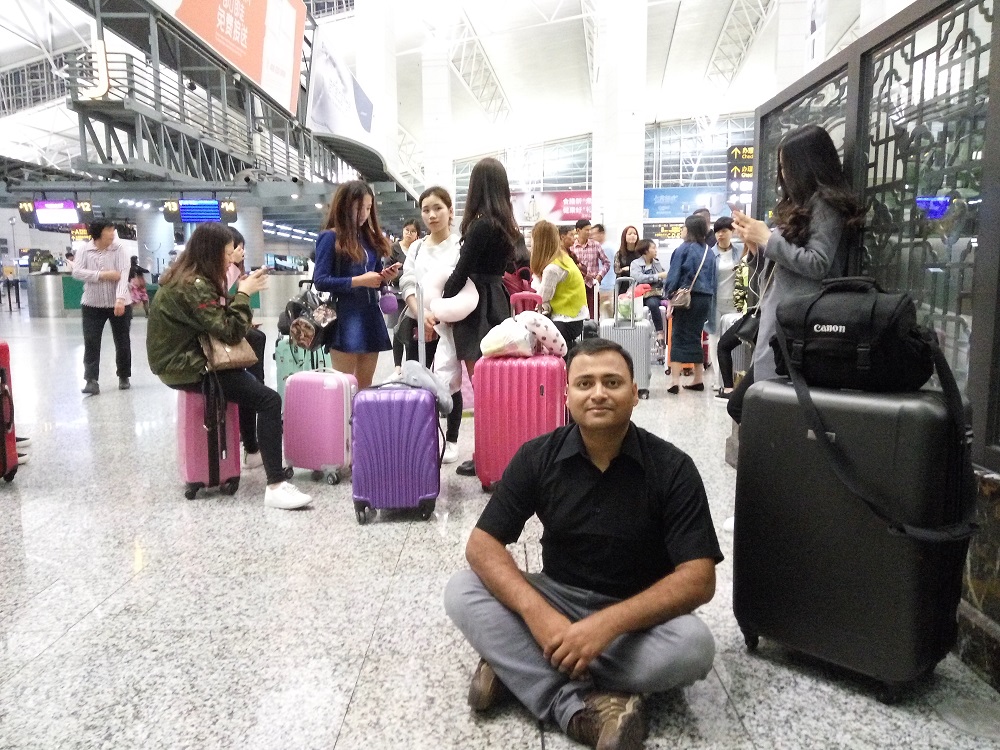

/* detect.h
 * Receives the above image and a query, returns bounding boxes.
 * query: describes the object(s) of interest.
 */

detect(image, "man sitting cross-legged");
[444,337,722,750]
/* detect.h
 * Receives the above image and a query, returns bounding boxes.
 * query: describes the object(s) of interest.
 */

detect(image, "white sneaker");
[242,450,264,470]
[723,515,736,532]
[442,441,459,464]
[264,482,313,510]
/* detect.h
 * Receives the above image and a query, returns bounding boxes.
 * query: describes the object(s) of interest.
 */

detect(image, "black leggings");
[245,326,266,384]
[173,369,285,485]
[716,321,743,390]
[553,320,584,355]
[401,317,464,443]
[726,364,754,424]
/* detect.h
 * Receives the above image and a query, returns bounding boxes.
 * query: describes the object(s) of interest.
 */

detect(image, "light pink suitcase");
[474,355,567,491]
[177,389,241,499]
[283,369,357,485]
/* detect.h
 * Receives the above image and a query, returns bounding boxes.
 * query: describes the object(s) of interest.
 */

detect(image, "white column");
[230,206,266,269]
[589,0,646,247]
[421,38,454,195]
[355,0,397,165]
[774,0,809,90]
[135,210,177,276]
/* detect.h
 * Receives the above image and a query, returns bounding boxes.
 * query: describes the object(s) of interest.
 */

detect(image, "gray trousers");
[444,569,716,731]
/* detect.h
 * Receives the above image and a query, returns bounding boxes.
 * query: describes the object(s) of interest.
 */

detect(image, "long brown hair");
[159,222,231,298]
[322,180,391,263]
[773,125,864,246]
[529,220,562,277]
[460,157,520,246]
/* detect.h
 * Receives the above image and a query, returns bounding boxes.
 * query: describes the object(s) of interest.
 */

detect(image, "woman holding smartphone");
[728,124,864,423]
[312,180,400,390]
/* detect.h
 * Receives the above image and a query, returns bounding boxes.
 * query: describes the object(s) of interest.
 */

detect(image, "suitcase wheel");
[639,389,649,400]
[326,470,340,486]
[184,482,203,500]
[741,630,759,652]
[284,466,295,480]
[220,478,240,496]
[481,482,492,493]
[311,470,324,481]
[354,500,370,525]
[418,499,435,521]
[3,469,15,483]
[665,366,671,375]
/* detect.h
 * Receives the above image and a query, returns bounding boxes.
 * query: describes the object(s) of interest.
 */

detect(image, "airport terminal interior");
[2,0,1000,748]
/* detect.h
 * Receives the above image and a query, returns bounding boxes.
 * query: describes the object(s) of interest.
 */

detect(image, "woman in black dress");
[441,157,520,476]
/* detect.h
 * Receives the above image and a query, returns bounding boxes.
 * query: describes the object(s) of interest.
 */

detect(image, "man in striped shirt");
[72,221,133,395]
[571,219,612,319]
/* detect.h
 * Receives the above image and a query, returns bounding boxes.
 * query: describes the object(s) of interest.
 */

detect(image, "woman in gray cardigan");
[727,125,864,423]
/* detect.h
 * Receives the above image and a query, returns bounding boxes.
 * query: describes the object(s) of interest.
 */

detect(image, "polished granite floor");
[1,307,998,750]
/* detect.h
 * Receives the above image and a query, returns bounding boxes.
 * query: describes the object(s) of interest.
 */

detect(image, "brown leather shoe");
[467,658,512,711]
[567,692,645,750]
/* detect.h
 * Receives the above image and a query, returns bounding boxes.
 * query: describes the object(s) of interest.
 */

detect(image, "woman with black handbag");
[714,239,763,399]
[663,214,716,394]
[728,124,864,423]
[147,222,312,510]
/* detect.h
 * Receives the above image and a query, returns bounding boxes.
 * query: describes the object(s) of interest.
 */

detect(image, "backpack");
[771,277,934,392]
[503,266,533,297]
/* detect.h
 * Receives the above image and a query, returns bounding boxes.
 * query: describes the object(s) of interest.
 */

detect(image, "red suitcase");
[474,355,566,491]
[0,342,16,483]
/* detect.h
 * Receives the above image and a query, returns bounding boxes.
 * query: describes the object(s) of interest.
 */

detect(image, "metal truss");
[0,48,84,118]
[830,15,862,57]
[706,0,776,87]
[450,13,511,123]
[580,0,600,93]
[396,124,425,191]
[306,0,355,20]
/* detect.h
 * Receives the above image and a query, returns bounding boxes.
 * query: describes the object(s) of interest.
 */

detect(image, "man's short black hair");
[566,338,634,382]
[713,217,734,233]
[575,219,592,231]
[593,223,606,233]
[88,220,115,241]
[558,225,574,237]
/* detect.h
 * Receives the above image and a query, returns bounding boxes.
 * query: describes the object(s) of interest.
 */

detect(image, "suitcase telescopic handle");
[416,282,427,368]
[614,276,637,328]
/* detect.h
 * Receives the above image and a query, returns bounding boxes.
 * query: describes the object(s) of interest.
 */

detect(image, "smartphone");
[728,202,745,217]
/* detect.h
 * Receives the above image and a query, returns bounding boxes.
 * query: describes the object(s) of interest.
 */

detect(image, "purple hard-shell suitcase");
[283,369,357,485]
[177,389,241,499]
[350,283,441,524]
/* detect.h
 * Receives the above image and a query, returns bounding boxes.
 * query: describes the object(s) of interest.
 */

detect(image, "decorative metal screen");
[864,0,993,390]
[757,71,850,219]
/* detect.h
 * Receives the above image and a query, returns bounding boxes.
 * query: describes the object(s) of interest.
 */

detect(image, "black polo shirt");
[476,423,723,600]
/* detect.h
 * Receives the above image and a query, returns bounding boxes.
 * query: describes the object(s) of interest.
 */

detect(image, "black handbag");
[771,277,934,392]
[732,309,760,345]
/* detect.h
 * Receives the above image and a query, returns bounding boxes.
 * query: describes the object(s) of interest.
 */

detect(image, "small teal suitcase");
[274,336,330,401]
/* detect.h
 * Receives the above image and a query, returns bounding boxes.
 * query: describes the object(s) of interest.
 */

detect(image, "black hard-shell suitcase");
[733,379,971,689]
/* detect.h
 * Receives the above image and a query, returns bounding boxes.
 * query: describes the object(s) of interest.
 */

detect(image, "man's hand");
[113,300,126,317]
[546,612,619,680]
[523,606,573,662]
[100,270,121,282]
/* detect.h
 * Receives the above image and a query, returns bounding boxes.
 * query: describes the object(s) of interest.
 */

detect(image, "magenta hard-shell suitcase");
[283,369,357,485]
[474,355,567,491]
[177,389,241,499]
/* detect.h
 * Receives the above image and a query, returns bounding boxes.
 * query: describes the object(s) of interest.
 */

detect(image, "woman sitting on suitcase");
[312,180,401,390]
[147,222,312,510]
[529,220,588,352]
[728,124,864,422]
[628,239,668,352]
[663,215,716,394]
[442,158,520,477]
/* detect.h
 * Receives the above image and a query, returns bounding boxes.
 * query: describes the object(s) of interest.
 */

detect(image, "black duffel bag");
[771,276,934,392]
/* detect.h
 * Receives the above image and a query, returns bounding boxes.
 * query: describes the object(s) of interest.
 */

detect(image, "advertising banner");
[642,187,726,221]
[147,0,306,114]
[511,191,592,225]
[306,26,377,148]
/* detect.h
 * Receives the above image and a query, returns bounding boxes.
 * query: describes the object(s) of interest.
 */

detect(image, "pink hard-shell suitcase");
[177,389,241,499]
[283,369,357,485]
[474,355,566,491]
[510,291,542,315]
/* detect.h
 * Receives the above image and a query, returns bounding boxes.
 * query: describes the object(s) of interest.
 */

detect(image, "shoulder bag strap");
[688,245,710,289]
[774,326,976,543]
